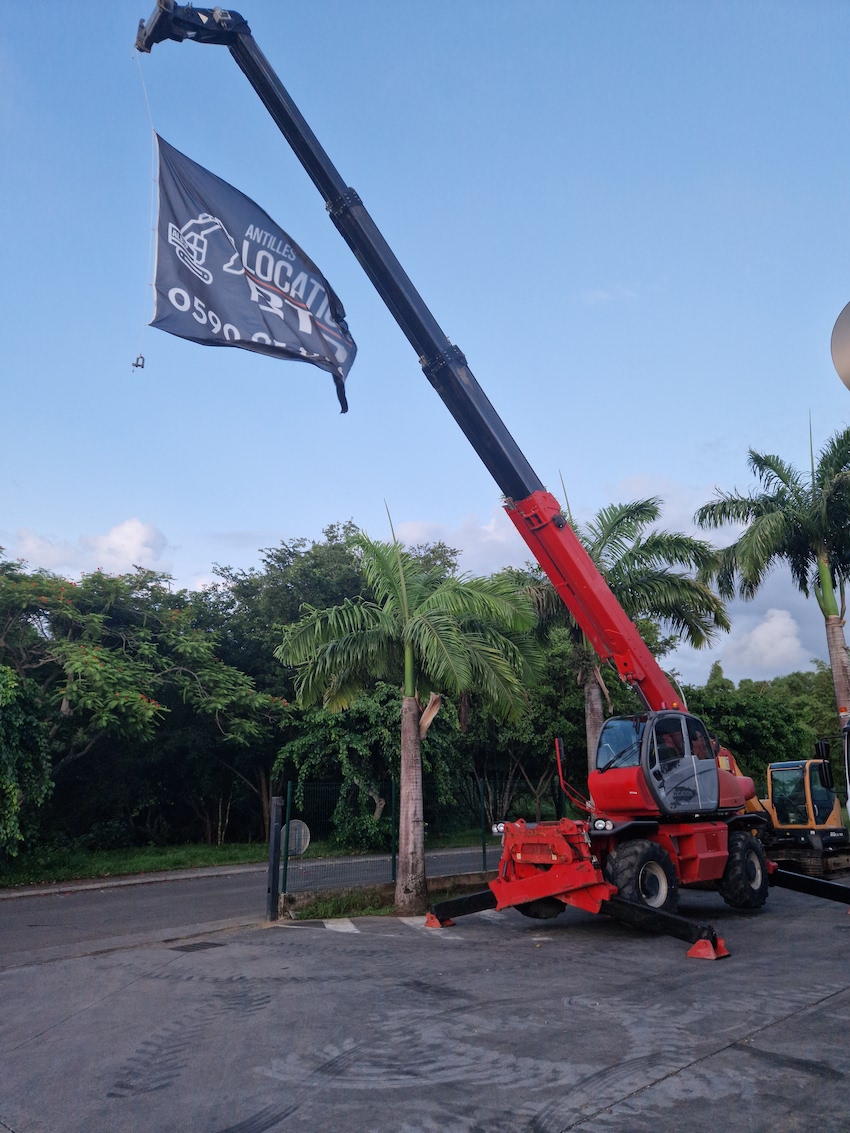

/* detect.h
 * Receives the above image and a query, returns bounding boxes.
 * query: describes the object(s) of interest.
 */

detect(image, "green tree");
[696,428,850,726]
[197,522,367,696]
[275,682,460,851]
[526,498,728,770]
[0,665,51,856]
[275,534,542,913]
[0,562,285,842]
[683,662,811,789]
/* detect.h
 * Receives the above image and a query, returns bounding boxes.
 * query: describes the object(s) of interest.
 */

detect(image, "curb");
[0,862,267,901]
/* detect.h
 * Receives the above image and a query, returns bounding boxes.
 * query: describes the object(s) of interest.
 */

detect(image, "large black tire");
[603,839,679,913]
[516,897,565,920]
[718,832,769,909]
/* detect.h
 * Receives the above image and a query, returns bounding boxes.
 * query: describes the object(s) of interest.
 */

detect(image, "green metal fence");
[267,776,567,918]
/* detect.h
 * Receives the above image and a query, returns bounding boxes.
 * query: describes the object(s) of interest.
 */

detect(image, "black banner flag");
[152,135,356,412]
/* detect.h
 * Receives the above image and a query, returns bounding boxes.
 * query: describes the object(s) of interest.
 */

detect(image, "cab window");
[596,717,644,771]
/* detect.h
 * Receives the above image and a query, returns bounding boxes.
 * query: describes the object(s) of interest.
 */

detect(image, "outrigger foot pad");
[424,912,454,928]
[686,937,730,960]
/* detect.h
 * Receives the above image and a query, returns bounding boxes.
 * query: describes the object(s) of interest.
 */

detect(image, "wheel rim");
[745,850,763,890]
[638,861,669,908]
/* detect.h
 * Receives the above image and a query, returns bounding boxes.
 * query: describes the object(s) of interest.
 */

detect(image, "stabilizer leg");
[770,868,850,908]
[600,897,729,960]
[426,889,498,927]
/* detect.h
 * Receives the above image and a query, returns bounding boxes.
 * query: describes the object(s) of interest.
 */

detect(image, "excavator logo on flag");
[167,213,242,284]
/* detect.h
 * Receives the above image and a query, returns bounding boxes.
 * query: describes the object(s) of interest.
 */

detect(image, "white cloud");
[396,508,531,577]
[671,603,821,687]
[719,608,812,681]
[14,519,171,577]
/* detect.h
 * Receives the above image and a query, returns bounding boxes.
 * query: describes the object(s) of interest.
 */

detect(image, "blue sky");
[2,1,850,685]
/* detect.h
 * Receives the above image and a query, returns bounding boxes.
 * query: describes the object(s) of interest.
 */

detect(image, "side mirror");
[815,737,831,761]
[819,760,834,790]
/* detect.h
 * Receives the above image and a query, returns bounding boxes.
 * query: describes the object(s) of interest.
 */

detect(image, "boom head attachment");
[136,1,249,53]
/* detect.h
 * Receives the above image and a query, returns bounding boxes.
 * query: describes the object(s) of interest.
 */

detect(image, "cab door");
[645,713,720,816]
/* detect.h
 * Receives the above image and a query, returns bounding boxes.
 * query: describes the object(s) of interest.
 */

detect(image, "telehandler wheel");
[603,839,679,913]
[718,832,769,909]
[516,897,565,920]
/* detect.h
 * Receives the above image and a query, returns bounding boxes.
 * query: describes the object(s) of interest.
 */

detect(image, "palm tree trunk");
[823,614,850,726]
[395,695,428,914]
[584,675,605,776]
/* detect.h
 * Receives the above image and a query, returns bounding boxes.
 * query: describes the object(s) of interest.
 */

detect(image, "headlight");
[492,822,505,835]
[593,819,607,830]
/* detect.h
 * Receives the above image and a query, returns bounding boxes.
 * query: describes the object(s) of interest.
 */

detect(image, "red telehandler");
[136,2,850,957]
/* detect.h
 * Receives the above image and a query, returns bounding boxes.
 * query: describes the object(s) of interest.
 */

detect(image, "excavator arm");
[136,1,682,712]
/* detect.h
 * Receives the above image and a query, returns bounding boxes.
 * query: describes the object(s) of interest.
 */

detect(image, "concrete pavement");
[2,880,849,1132]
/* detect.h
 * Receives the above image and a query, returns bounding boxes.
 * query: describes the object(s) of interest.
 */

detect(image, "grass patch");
[292,878,489,921]
[0,843,268,889]
[295,889,397,919]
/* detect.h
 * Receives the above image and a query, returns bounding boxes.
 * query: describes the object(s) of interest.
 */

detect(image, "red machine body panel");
[587,767,659,817]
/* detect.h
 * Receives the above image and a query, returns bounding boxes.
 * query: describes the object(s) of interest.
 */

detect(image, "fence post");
[266,795,283,921]
[280,782,293,899]
[478,778,488,872]
[390,779,397,883]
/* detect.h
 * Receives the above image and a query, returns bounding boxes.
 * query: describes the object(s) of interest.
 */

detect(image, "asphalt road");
[0,845,500,967]
[2,872,849,1132]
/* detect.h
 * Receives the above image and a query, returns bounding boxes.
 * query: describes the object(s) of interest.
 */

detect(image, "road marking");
[398,916,460,940]
[399,916,427,929]
[323,918,360,933]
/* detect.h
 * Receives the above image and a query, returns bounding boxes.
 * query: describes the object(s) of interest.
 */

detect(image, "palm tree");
[275,534,542,914]
[696,428,850,726]
[528,498,729,771]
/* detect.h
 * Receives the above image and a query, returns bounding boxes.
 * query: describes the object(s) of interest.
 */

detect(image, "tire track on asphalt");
[532,981,850,1133]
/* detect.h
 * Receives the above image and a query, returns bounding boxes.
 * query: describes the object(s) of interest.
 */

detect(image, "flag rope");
[133,51,158,371]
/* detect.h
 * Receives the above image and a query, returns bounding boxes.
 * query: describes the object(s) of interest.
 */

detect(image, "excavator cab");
[766,757,843,829]
[591,711,721,818]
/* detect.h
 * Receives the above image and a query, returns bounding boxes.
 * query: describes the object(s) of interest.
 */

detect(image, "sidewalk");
[0,861,267,901]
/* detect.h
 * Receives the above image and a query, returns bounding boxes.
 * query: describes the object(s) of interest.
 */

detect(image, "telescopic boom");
[136,0,683,711]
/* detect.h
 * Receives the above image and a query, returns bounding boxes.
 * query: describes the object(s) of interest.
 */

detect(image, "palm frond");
[695,492,760,529]
[747,450,803,494]
[581,498,661,567]
[405,610,472,692]
[815,426,850,489]
[734,510,794,591]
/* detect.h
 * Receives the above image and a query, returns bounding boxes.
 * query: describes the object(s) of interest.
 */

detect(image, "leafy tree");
[0,665,51,856]
[275,682,460,850]
[524,498,728,770]
[275,534,542,913]
[197,522,367,696]
[696,428,850,726]
[683,661,811,790]
[0,562,285,842]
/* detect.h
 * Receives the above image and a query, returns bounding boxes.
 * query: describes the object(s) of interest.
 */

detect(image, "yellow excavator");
[717,734,850,877]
